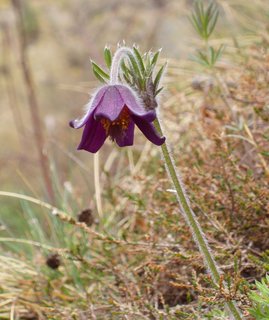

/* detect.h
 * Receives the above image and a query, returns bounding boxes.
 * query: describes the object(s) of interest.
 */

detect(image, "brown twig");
[11,0,55,203]
[1,24,26,141]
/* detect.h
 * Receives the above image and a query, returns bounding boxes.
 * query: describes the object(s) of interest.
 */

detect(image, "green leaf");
[197,50,210,66]
[209,46,216,65]
[151,50,161,67]
[121,60,130,76]
[153,63,167,91]
[92,68,106,83]
[127,53,142,79]
[210,44,225,66]
[121,60,133,85]
[205,2,213,26]
[191,45,224,68]
[144,52,153,77]
[190,1,219,40]
[127,53,143,89]
[215,44,225,60]
[122,73,132,86]
[209,9,219,36]
[155,87,164,97]
[190,52,209,67]
[260,151,269,157]
[91,61,110,80]
[104,47,112,69]
[149,49,162,77]
[190,13,201,36]
[133,46,145,74]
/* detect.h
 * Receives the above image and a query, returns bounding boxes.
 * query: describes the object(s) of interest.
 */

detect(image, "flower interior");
[100,106,130,141]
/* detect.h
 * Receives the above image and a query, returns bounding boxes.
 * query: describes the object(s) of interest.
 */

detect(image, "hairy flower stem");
[110,47,133,84]
[154,117,243,320]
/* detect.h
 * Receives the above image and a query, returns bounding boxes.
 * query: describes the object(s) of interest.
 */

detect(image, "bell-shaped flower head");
[70,84,165,153]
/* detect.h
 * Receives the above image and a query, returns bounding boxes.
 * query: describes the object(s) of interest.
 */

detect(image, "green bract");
[90,46,166,99]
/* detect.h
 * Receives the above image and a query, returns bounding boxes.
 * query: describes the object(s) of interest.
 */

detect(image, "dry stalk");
[11,0,55,203]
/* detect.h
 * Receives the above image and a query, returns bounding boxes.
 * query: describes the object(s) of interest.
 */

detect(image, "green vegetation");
[249,274,269,319]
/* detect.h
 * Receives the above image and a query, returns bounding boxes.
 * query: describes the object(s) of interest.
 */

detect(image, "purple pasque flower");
[70,84,165,153]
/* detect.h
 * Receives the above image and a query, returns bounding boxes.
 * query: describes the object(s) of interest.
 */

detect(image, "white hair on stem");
[109,47,134,85]
[154,114,242,320]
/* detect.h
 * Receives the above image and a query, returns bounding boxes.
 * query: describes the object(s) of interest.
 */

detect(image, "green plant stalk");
[154,117,243,320]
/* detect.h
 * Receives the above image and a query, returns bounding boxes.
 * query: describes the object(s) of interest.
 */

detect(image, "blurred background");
[1,0,267,195]
[1,0,198,194]
[1,0,269,237]
[0,0,269,318]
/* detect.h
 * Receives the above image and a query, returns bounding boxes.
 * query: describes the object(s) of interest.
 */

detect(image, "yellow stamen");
[101,107,130,137]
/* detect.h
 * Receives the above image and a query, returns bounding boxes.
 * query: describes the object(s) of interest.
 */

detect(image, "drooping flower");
[70,84,165,153]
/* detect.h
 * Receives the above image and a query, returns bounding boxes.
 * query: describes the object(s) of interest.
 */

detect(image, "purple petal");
[115,85,156,121]
[70,86,107,129]
[77,114,107,153]
[116,85,144,114]
[135,110,156,122]
[115,121,135,147]
[94,86,125,121]
[132,115,165,146]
